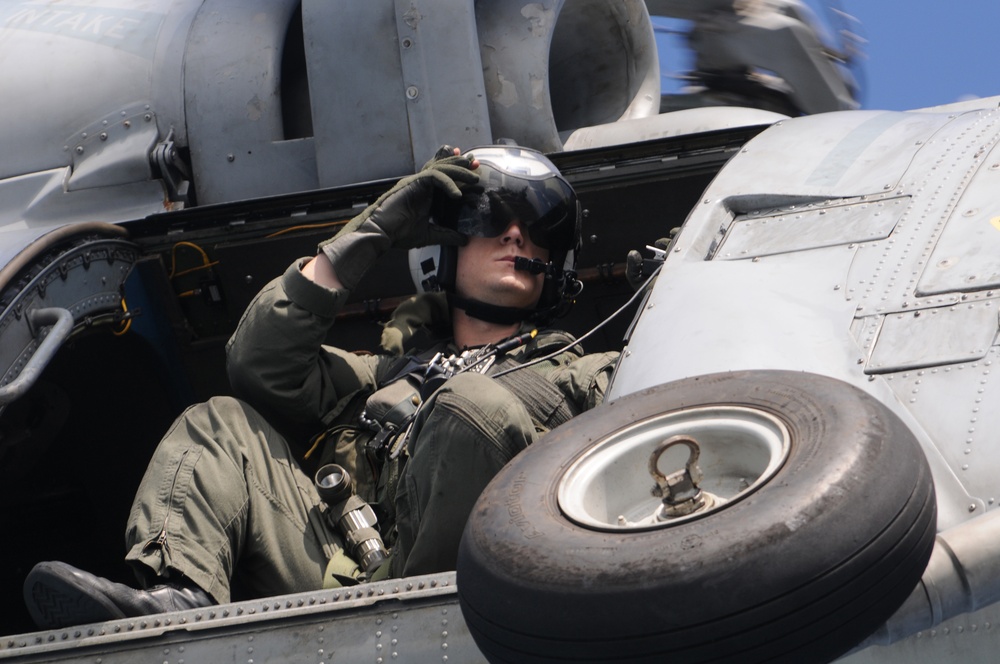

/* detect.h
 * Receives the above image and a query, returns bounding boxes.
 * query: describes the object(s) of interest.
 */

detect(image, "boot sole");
[24,562,127,630]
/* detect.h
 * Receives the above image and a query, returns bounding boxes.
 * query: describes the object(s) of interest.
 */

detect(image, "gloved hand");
[319,147,478,292]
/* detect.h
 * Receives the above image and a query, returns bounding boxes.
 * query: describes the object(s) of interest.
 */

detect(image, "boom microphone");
[514,256,555,276]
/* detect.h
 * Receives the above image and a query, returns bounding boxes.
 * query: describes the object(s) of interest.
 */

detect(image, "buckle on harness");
[366,417,414,461]
[420,348,496,398]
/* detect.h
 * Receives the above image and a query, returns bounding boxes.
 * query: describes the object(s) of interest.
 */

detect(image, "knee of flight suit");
[392,373,537,576]
[171,396,278,455]
[188,395,254,428]
[127,394,331,601]
[412,372,537,462]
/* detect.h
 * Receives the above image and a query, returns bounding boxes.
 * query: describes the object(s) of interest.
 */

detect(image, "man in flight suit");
[24,146,618,628]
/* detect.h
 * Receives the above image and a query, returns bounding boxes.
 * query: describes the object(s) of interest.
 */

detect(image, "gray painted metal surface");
[0,573,484,663]
[612,101,1000,527]
[0,2,171,180]
[608,96,1000,660]
[0,0,858,225]
[0,0,666,215]
[309,0,492,186]
[183,0,318,203]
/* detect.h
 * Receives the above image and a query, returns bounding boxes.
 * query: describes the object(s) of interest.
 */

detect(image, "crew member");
[24,146,618,628]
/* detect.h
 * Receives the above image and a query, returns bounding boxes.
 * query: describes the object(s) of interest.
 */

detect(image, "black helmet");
[409,145,582,324]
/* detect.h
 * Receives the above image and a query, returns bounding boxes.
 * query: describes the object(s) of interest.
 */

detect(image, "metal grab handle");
[0,307,74,406]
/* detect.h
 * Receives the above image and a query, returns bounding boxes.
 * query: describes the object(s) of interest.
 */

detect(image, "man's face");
[455,220,549,311]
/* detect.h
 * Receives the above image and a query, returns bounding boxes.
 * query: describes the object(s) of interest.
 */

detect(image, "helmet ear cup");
[408,245,458,293]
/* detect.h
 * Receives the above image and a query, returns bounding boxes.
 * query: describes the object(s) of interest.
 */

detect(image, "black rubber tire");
[457,370,936,664]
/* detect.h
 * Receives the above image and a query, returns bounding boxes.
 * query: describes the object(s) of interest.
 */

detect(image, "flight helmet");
[409,145,582,324]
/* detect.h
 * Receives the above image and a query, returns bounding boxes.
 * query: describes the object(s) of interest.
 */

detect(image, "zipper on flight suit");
[141,447,192,558]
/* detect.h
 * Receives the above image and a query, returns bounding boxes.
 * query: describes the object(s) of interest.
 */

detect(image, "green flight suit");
[124,258,617,603]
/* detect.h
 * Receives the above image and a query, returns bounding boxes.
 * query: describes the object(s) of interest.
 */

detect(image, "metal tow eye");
[649,435,715,520]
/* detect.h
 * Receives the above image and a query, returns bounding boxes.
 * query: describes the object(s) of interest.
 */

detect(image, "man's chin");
[492,281,542,309]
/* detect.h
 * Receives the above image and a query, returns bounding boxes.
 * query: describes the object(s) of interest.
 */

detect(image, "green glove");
[319,150,478,292]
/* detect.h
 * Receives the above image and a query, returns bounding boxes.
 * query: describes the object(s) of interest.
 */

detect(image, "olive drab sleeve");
[226,259,393,436]
[379,291,451,356]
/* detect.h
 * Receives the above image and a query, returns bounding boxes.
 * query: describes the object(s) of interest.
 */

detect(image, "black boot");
[24,561,214,630]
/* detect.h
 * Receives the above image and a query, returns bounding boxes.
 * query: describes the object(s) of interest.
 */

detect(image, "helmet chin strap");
[447,293,535,326]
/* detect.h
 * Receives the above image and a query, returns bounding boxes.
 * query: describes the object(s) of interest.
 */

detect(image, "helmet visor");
[447,147,578,251]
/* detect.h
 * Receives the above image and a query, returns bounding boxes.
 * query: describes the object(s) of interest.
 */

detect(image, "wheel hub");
[557,406,791,531]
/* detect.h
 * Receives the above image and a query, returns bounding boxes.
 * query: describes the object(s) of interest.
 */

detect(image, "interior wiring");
[167,241,214,279]
[265,219,348,239]
[112,296,132,336]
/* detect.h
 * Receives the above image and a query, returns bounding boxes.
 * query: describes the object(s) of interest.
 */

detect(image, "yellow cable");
[303,430,328,460]
[168,241,212,278]
[172,261,220,279]
[112,297,132,336]
[265,220,348,239]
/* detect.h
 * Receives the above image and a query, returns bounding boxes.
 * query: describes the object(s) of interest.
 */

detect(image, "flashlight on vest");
[315,463,388,575]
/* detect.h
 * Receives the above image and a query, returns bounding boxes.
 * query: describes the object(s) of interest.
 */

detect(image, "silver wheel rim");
[557,406,791,531]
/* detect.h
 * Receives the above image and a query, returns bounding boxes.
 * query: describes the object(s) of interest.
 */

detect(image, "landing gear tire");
[457,370,936,664]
